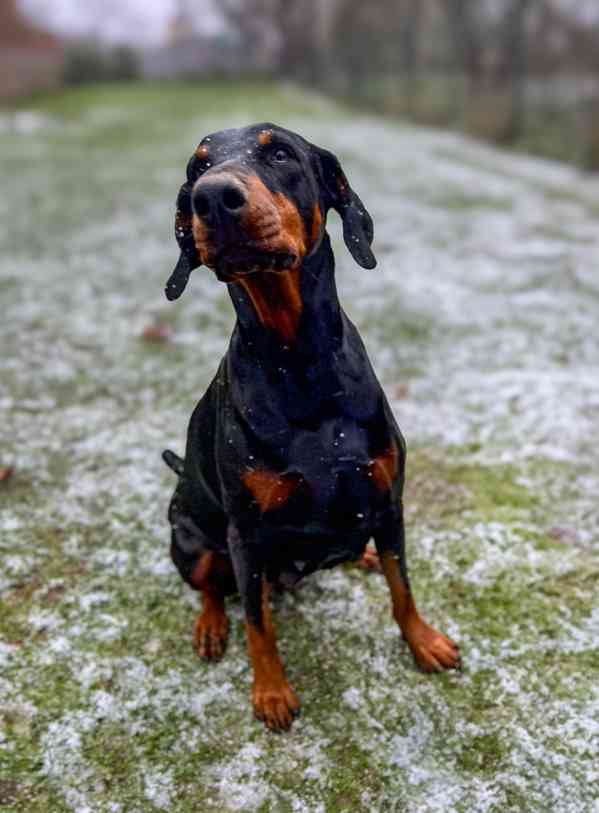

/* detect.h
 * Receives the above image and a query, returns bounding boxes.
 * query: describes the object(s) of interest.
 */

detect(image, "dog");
[162,123,460,732]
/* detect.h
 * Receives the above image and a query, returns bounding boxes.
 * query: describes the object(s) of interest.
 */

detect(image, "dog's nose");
[192,180,247,220]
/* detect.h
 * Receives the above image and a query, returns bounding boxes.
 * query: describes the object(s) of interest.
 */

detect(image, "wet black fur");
[164,124,410,626]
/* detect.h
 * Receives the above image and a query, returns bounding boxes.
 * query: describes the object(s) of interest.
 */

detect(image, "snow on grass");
[1,81,598,812]
[0,110,59,134]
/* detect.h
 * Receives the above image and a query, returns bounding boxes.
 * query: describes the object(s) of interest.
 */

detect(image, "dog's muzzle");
[192,173,248,226]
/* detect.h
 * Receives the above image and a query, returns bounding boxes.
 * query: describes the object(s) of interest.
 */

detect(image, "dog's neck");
[227,235,343,356]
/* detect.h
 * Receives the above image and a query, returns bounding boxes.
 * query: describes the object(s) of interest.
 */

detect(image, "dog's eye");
[272,147,291,163]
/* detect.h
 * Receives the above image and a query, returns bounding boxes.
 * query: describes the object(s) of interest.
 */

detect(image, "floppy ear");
[165,154,204,301]
[315,147,376,270]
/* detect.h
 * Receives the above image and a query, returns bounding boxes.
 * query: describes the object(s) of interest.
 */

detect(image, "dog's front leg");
[374,511,461,672]
[227,523,300,731]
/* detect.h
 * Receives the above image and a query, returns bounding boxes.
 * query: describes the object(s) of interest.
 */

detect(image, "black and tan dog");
[163,123,460,731]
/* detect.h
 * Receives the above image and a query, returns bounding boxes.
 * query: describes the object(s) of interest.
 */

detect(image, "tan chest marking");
[238,267,303,343]
[243,468,302,513]
[369,444,399,492]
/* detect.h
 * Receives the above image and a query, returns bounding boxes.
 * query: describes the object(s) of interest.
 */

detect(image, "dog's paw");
[403,618,461,672]
[252,681,301,732]
[193,609,229,661]
[354,546,382,573]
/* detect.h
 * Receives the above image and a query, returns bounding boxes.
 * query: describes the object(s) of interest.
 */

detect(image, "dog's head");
[165,123,376,300]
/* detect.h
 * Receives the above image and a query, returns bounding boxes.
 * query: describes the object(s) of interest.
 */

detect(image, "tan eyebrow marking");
[258,130,273,146]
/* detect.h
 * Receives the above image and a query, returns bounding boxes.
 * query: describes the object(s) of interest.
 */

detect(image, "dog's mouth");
[210,248,298,282]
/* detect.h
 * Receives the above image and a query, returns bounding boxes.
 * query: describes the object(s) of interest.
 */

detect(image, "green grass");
[9,79,340,120]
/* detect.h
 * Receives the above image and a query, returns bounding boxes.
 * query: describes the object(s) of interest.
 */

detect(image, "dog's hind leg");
[227,523,300,732]
[374,510,461,672]
[169,494,232,661]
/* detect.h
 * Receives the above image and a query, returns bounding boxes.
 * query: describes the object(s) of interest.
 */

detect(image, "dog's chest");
[217,321,399,529]
[222,410,396,532]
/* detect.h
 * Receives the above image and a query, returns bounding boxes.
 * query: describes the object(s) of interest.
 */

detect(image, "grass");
[1,80,598,813]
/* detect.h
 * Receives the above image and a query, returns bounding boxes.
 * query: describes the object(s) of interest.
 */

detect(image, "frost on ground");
[1,82,598,812]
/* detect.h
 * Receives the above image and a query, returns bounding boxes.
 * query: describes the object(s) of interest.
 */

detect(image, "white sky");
[19,0,226,46]
[18,0,599,48]
[555,0,599,25]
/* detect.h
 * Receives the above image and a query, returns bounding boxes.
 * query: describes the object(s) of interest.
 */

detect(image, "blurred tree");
[500,0,535,142]
[110,46,139,81]
[442,0,536,142]
[220,0,321,80]
[398,0,423,111]
[442,0,484,90]
[329,0,404,97]
[217,0,267,68]
[63,42,139,84]
[398,0,422,79]
[218,0,599,168]
[63,43,108,84]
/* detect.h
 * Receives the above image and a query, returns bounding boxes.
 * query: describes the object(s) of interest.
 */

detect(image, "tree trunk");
[444,0,484,92]
[399,0,422,113]
[500,0,534,142]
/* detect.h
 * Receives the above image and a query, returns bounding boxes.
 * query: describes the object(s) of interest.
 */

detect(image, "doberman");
[162,123,461,732]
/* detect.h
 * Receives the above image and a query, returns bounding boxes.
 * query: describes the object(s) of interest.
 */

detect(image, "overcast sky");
[20,0,225,46]
[19,0,599,47]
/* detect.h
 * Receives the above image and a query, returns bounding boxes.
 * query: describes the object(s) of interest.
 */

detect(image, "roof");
[0,0,62,51]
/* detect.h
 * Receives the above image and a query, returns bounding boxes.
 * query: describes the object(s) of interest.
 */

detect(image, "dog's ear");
[165,154,204,301]
[314,147,376,270]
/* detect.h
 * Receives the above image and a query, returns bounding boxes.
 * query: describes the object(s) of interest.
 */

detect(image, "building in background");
[0,0,64,98]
